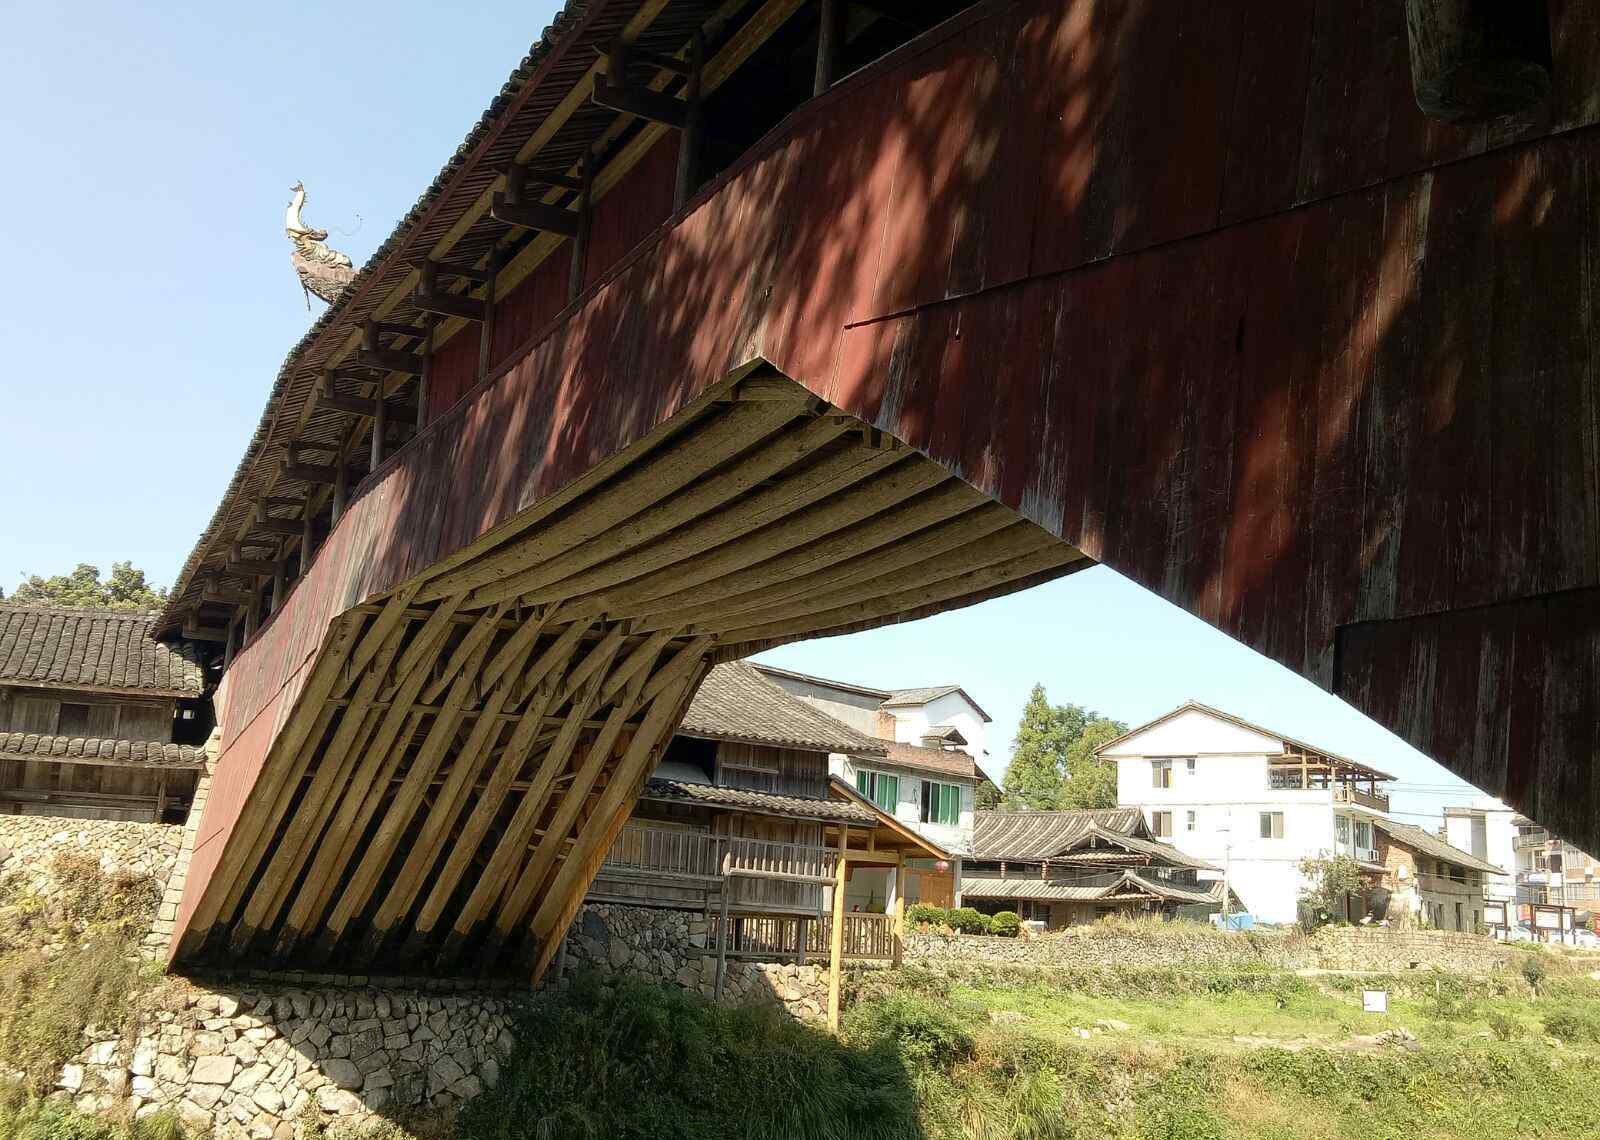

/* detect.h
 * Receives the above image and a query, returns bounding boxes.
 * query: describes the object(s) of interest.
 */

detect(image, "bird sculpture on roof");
[285,181,356,308]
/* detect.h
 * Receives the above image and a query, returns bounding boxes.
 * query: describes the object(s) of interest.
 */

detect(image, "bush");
[843,991,975,1072]
[906,904,949,930]
[1487,1012,1524,1041]
[988,911,1022,938]
[0,1083,188,1140]
[948,907,991,935]
[1520,954,1547,993]
[1542,1006,1600,1043]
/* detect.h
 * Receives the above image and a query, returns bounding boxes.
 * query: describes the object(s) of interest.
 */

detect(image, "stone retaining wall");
[59,981,523,1139]
[904,922,1515,974]
[0,816,183,905]
[557,904,834,1021]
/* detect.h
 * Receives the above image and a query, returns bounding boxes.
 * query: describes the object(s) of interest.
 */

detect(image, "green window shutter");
[941,783,958,824]
[880,774,899,811]
[857,770,870,796]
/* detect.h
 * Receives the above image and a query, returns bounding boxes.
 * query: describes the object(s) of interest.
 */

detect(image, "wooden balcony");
[593,823,840,913]
[710,912,895,962]
[1332,784,1391,813]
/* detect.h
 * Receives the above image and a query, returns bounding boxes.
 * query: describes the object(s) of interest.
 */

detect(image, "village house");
[1443,797,1520,907]
[963,808,1234,929]
[1100,702,1398,925]
[1371,817,1501,933]
[591,661,951,971]
[753,666,987,907]
[0,606,209,822]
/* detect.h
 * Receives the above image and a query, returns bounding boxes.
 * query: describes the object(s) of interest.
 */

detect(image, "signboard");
[1363,990,1389,1014]
[1484,902,1507,927]
[1535,908,1561,929]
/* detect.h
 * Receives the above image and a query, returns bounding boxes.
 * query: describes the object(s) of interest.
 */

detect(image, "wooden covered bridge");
[155,0,1600,981]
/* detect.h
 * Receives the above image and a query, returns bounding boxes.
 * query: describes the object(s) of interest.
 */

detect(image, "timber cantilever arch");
[159,0,1600,979]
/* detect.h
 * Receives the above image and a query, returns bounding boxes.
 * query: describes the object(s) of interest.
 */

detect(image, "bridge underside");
[174,372,1085,979]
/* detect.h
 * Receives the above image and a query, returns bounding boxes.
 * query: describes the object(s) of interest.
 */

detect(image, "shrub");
[843,991,975,1072]
[948,907,991,935]
[988,911,1022,938]
[0,936,151,1091]
[1487,1012,1524,1041]
[1520,954,1547,993]
[906,904,949,930]
[1542,1006,1600,1043]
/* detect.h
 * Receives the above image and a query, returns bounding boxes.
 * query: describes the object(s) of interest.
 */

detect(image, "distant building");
[1100,702,1396,925]
[1509,817,1600,909]
[1443,797,1519,904]
[1372,817,1500,933]
[963,808,1233,928]
[0,606,209,822]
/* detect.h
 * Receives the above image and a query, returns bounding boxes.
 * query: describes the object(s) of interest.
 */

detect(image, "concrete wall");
[885,691,989,765]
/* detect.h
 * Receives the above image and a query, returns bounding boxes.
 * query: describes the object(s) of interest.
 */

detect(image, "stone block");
[192,1055,237,1085]
[321,1058,363,1091]
[315,1087,361,1115]
[187,1082,226,1110]
[251,1083,285,1115]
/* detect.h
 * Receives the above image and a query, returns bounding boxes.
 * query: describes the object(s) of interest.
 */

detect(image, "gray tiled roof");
[1374,817,1504,875]
[962,869,1218,905]
[873,741,979,780]
[973,808,1147,860]
[0,732,204,768]
[0,607,204,696]
[680,662,886,755]
[883,685,992,721]
[642,777,877,824]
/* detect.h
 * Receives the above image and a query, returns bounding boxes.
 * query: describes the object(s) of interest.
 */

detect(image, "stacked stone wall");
[59,981,522,1139]
[0,816,182,906]
[903,923,1515,974]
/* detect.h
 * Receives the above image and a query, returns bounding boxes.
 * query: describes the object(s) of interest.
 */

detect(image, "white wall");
[883,691,988,764]
[1106,707,1354,925]
[830,752,974,856]
[1445,797,1517,902]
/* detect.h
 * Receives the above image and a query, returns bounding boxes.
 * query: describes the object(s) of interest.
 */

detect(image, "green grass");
[444,967,1600,1140]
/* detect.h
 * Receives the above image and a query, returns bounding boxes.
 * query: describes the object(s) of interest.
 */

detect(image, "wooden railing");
[601,823,838,885]
[602,823,723,879]
[1332,785,1391,812]
[710,912,899,962]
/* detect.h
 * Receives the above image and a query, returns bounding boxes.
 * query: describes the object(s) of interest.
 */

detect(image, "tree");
[1001,684,1128,810]
[7,562,167,610]
[974,775,1003,810]
[1298,854,1367,927]
[1057,717,1126,810]
[1003,684,1074,807]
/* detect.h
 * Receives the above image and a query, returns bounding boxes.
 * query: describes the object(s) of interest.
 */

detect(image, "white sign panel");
[1363,990,1389,1014]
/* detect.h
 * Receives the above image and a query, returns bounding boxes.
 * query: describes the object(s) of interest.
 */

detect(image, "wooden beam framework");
[174,373,1088,981]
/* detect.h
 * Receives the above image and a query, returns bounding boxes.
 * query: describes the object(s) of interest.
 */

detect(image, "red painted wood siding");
[181,0,1600,939]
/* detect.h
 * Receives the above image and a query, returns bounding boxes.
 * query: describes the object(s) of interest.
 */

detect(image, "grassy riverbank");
[452,963,1600,1140]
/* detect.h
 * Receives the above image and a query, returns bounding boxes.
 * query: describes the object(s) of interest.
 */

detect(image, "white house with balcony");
[1443,797,1520,905]
[1099,702,1395,925]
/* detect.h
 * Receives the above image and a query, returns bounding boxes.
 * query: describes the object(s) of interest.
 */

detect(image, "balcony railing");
[1332,785,1391,812]
[1514,830,1553,850]
[601,822,840,884]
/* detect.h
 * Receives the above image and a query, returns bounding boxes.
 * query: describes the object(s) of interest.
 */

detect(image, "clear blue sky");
[0,3,1482,829]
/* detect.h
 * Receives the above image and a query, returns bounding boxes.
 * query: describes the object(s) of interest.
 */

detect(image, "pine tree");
[1057,716,1126,810]
[1002,684,1073,808]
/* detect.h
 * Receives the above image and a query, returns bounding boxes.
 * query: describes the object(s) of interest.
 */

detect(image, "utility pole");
[1219,815,1233,931]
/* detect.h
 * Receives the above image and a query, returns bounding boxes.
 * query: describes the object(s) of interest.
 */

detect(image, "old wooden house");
[964,808,1229,928]
[593,660,950,963]
[0,606,209,821]
[1370,817,1501,934]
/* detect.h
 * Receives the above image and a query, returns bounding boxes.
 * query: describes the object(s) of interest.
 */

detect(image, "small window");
[1185,809,1196,832]
[1185,757,1196,775]
[1354,820,1372,850]
[56,703,91,736]
[1259,811,1284,840]
[1152,811,1173,838]
[855,769,899,813]
[1336,816,1351,845]
[919,780,960,826]
[1151,760,1173,789]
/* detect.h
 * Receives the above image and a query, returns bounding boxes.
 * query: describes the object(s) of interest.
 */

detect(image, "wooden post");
[300,509,316,576]
[332,459,348,523]
[416,321,433,433]
[673,33,704,211]
[370,380,387,471]
[827,828,849,1032]
[270,542,286,612]
[814,0,838,96]
[796,915,808,965]
[477,250,501,384]
[892,848,905,967]
[567,151,593,302]
[713,845,732,1000]
[223,610,238,670]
